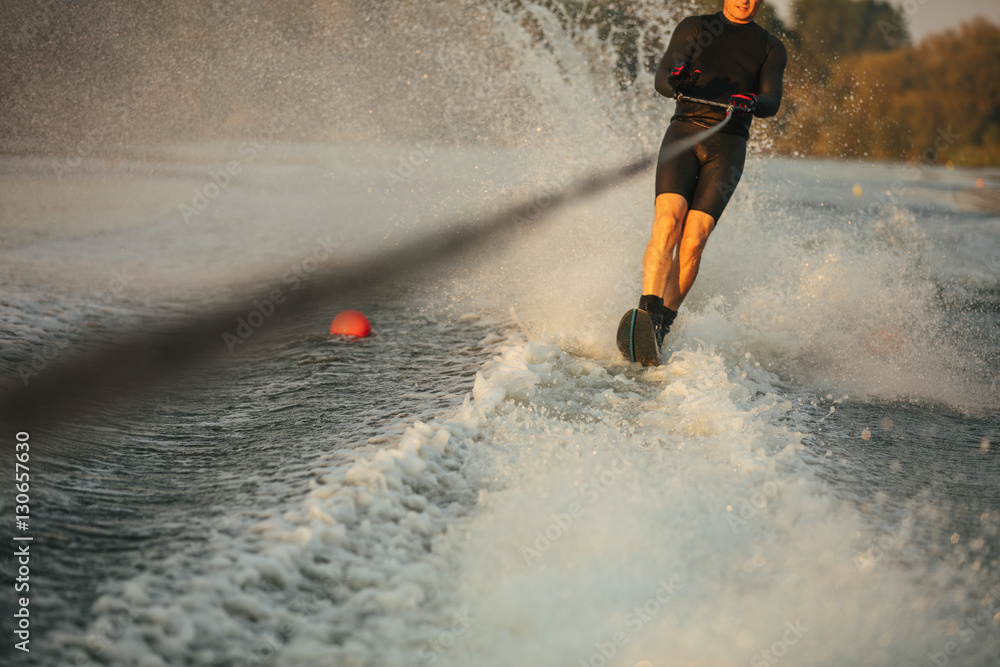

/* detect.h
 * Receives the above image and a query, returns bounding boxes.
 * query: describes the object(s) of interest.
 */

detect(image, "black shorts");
[655,120,747,222]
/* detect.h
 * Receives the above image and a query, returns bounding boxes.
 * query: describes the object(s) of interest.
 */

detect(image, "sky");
[765,0,1000,41]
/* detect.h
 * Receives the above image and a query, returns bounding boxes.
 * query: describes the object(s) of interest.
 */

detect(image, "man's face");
[723,0,763,24]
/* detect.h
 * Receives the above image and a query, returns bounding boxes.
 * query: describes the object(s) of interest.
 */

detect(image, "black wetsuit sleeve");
[754,35,787,118]
[654,16,702,98]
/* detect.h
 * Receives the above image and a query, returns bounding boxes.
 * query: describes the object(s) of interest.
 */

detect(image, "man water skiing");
[617,0,786,365]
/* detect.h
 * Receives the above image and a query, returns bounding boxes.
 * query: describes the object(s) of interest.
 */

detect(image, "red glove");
[729,93,757,115]
[668,63,700,95]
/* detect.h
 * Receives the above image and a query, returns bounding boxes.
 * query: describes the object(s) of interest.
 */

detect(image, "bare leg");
[642,193,688,298]
[662,209,716,311]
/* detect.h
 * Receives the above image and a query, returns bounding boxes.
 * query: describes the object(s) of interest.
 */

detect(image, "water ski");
[616,309,660,366]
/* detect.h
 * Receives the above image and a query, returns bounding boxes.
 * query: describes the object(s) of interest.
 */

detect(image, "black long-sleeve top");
[654,12,787,139]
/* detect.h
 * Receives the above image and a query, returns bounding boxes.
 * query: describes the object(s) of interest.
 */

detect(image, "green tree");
[776,17,1000,165]
[789,0,909,79]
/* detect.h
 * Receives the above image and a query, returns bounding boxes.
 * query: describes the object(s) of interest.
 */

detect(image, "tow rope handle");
[674,93,736,119]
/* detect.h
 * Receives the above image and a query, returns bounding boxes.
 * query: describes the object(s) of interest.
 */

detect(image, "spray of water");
[7,2,998,666]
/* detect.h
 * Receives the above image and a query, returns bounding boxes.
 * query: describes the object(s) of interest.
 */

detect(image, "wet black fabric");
[655,120,747,221]
[654,12,787,139]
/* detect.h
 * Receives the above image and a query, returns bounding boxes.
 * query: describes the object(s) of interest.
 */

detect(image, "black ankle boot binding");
[661,306,678,329]
[638,294,664,313]
[638,295,677,347]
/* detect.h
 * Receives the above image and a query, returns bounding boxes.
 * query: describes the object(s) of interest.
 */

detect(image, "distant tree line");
[2,0,996,164]
[747,0,999,165]
[554,0,999,165]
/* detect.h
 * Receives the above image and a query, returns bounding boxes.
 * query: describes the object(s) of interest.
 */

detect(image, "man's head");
[723,0,763,24]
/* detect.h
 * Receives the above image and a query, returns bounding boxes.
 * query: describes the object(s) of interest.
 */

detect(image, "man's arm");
[654,16,702,98]
[754,36,787,118]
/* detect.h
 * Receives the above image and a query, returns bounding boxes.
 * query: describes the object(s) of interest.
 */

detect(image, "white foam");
[14,3,997,664]
[432,338,977,666]
[59,332,986,666]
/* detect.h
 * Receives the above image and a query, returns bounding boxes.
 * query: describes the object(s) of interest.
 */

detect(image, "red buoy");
[330,310,371,338]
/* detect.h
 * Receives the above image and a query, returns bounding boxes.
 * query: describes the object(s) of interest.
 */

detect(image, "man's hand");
[668,63,700,95]
[729,93,757,115]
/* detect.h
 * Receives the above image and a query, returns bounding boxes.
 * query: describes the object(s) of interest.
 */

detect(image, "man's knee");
[652,194,687,244]
[680,211,715,252]
[679,233,709,259]
[655,193,688,221]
